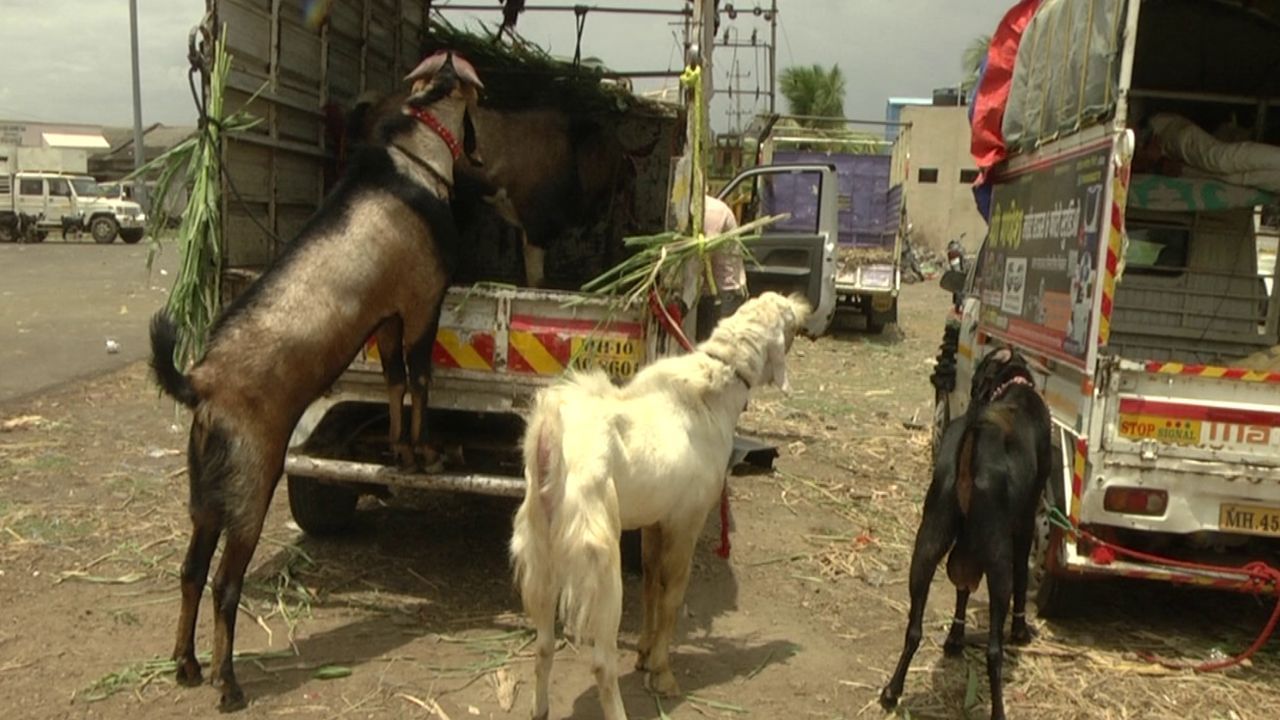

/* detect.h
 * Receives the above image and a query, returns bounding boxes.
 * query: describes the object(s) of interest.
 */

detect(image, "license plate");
[570,335,643,379]
[1219,503,1280,537]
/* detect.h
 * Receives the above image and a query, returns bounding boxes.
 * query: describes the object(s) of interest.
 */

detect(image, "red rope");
[647,290,732,559]
[1067,523,1280,672]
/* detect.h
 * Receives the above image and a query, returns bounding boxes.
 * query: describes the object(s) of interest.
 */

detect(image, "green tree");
[779,63,845,127]
[961,34,991,96]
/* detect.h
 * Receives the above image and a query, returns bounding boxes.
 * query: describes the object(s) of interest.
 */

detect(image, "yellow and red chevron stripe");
[1144,361,1280,384]
[507,314,645,377]
[1070,437,1087,526]
[364,330,496,372]
[1096,160,1129,348]
[432,328,495,371]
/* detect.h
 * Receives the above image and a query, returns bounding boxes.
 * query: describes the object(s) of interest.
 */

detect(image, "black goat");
[148,52,481,711]
[880,346,1052,720]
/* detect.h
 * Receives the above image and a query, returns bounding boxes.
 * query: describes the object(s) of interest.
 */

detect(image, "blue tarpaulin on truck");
[768,150,892,247]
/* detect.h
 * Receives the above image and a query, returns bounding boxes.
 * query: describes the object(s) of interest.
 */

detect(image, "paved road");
[0,241,178,405]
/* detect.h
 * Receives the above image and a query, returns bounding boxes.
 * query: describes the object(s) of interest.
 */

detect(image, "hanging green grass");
[580,213,788,308]
[129,25,262,371]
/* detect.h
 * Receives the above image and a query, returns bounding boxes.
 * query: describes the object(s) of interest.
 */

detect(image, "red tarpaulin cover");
[970,0,1042,171]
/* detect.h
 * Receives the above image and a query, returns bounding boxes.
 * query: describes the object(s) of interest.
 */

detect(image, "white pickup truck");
[0,171,146,243]
[205,4,839,534]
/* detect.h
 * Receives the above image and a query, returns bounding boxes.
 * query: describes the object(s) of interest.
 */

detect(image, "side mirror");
[939,269,966,294]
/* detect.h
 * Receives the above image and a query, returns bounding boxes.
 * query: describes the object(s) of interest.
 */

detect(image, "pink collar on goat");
[407,106,463,160]
[989,374,1034,402]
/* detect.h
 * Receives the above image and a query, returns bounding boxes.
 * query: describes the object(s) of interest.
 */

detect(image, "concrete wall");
[894,105,988,253]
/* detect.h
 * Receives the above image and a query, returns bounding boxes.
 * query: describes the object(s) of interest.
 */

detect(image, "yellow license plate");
[1219,503,1280,537]
[570,335,643,379]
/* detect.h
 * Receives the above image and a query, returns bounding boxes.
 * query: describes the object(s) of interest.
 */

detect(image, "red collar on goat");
[407,106,463,160]
[990,374,1034,402]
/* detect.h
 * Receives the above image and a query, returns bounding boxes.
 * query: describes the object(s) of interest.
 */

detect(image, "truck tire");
[1029,470,1078,618]
[287,475,358,536]
[120,228,145,244]
[864,309,886,334]
[90,216,119,244]
[0,222,14,243]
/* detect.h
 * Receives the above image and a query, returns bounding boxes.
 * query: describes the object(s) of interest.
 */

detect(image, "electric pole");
[129,0,147,209]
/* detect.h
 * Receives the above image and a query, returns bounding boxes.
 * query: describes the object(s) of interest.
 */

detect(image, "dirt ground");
[1,281,1279,720]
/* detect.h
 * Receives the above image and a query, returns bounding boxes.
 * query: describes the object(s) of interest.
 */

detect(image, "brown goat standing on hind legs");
[147,51,482,712]
[879,346,1052,720]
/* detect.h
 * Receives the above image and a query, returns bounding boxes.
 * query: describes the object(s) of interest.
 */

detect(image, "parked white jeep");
[0,172,147,243]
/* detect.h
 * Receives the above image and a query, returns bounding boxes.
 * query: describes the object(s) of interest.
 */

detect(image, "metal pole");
[768,0,777,113]
[440,4,690,16]
[128,0,147,208]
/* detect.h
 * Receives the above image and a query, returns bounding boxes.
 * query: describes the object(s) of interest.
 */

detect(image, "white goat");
[510,292,810,720]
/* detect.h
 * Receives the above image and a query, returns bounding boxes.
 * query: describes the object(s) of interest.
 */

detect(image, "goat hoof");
[392,443,415,469]
[943,638,967,658]
[174,657,203,686]
[418,447,445,473]
[1011,623,1037,646]
[646,669,681,697]
[217,685,247,713]
[878,687,900,710]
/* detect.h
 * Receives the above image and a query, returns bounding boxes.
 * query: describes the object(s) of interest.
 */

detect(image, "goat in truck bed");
[148,52,482,711]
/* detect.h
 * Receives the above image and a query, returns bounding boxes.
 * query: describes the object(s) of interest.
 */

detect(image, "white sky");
[0,0,1014,131]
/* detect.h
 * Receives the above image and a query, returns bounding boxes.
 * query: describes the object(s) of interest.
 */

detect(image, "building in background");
[889,104,987,253]
[0,120,109,174]
[884,97,931,141]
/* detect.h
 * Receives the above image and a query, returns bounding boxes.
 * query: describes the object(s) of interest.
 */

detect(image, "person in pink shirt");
[694,195,749,341]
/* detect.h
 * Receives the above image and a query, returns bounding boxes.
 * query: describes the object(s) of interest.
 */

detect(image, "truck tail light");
[1103,487,1168,516]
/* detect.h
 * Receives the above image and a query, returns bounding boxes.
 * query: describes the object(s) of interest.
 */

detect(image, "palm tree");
[961,34,991,96]
[779,64,845,127]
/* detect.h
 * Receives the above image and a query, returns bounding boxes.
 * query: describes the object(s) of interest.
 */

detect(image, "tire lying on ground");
[287,475,359,536]
[120,228,145,244]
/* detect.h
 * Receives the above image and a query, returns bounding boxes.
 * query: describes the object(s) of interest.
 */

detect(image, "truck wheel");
[930,390,950,461]
[287,475,358,536]
[90,216,119,244]
[0,223,14,243]
[1029,475,1078,618]
[120,228,145,244]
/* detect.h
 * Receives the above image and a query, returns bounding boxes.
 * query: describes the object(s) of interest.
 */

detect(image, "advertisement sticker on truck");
[979,143,1110,367]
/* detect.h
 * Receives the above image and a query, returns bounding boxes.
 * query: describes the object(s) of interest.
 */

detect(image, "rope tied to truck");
[1046,505,1280,672]
[648,287,733,560]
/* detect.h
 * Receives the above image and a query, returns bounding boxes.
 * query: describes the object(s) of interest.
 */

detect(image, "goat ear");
[765,326,791,392]
[463,93,484,167]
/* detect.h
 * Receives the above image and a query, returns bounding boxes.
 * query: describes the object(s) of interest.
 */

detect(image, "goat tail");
[149,311,199,408]
[510,392,566,617]
[510,390,621,641]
